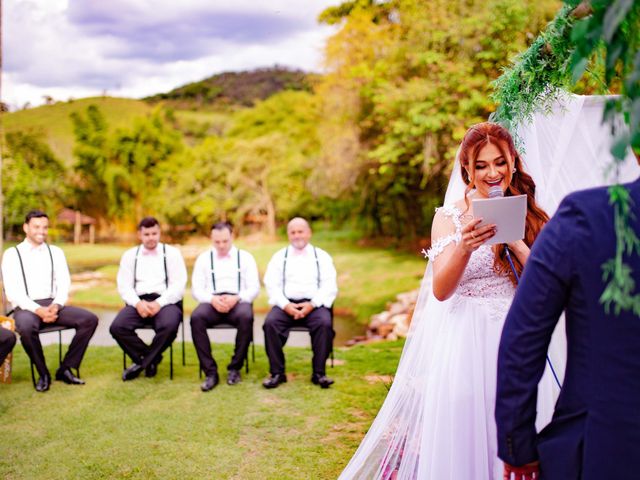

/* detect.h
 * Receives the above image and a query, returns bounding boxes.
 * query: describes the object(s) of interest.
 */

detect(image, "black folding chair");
[198,322,255,378]
[122,319,186,380]
[289,322,335,368]
[29,325,78,387]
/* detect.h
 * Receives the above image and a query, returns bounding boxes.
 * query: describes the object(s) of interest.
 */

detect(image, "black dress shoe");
[201,374,220,392]
[227,369,241,385]
[35,374,51,392]
[55,368,85,385]
[144,354,162,377]
[145,362,158,378]
[122,363,144,381]
[262,373,287,389]
[311,373,334,389]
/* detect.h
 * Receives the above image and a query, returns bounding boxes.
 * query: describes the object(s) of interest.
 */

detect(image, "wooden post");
[74,210,81,244]
[89,224,95,244]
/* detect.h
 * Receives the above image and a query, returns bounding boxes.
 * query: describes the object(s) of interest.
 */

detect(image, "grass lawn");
[0,341,404,479]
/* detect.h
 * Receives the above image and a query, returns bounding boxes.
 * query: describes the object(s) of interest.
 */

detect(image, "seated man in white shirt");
[110,217,187,381]
[262,217,338,389]
[191,221,260,391]
[1,210,98,392]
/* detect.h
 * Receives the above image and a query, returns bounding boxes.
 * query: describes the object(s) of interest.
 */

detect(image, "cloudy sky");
[4,0,340,109]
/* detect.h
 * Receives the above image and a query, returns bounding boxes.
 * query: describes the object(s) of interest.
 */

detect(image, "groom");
[495,156,640,479]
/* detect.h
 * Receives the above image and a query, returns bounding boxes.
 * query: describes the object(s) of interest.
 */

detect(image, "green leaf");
[611,133,631,161]
[571,56,590,83]
[603,0,634,42]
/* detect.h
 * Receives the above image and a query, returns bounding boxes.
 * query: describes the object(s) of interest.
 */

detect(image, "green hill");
[3,97,151,164]
[2,67,313,162]
[146,66,312,109]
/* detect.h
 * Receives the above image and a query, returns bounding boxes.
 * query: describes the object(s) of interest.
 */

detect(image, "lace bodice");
[427,204,514,300]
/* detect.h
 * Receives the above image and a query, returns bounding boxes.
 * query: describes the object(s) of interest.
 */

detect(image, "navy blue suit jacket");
[496,178,640,480]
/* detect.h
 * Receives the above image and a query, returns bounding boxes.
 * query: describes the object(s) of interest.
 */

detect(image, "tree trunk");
[265,195,276,238]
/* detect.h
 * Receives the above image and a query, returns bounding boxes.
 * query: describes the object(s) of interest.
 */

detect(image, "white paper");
[471,195,527,245]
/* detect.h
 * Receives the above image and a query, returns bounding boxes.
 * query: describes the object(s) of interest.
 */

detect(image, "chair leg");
[181,320,186,366]
[58,331,63,367]
[123,351,127,371]
[169,342,174,380]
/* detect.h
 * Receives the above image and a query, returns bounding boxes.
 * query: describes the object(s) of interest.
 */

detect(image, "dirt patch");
[364,374,394,385]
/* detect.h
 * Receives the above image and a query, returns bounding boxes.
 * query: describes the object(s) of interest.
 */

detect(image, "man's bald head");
[287,217,312,250]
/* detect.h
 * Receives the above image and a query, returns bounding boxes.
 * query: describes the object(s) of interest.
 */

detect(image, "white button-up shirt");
[191,246,260,304]
[117,242,187,307]
[1,240,71,313]
[263,243,337,310]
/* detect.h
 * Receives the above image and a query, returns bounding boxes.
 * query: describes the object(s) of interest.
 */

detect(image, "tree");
[107,110,182,221]
[71,105,183,230]
[2,130,66,236]
[70,105,110,224]
[156,90,321,235]
[317,0,559,238]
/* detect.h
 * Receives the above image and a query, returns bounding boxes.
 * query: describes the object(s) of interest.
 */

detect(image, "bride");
[339,122,558,479]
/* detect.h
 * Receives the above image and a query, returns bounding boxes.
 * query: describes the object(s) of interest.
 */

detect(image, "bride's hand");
[459,218,496,253]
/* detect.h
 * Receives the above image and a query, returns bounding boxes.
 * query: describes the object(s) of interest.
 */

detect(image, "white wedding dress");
[339,204,558,480]
[338,94,640,480]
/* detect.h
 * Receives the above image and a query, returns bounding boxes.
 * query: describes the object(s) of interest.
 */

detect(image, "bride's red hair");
[458,122,549,283]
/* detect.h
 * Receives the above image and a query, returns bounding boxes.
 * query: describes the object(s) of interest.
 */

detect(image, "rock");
[356,288,420,344]
[377,323,395,337]
[389,313,409,326]
[388,303,405,315]
[371,311,391,323]
[393,322,409,337]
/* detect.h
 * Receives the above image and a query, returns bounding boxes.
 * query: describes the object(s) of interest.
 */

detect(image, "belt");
[139,293,161,301]
[288,298,311,304]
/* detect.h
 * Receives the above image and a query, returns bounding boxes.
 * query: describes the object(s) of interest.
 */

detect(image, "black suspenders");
[282,246,320,299]
[14,243,55,298]
[210,249,241,294]
[133,243,168,290]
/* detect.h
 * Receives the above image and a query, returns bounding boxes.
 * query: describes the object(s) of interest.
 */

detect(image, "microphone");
[488,185,504,198]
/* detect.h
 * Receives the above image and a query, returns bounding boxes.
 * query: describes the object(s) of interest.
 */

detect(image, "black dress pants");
[263,306,333,376]
[14,299,99,377]
[109,303,182,369]
[0,326,17,365]
[190,302,254,376]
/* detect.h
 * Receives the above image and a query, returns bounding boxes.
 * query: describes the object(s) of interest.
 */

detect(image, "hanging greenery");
[491,0,640,315]
[490,4,578,132]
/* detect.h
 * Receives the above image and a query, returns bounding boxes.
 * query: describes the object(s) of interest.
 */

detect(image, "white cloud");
[4,0,339,109]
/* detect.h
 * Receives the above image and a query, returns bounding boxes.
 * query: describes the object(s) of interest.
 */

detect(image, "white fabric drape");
[517,94,639,216]
[338,94,640,480]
